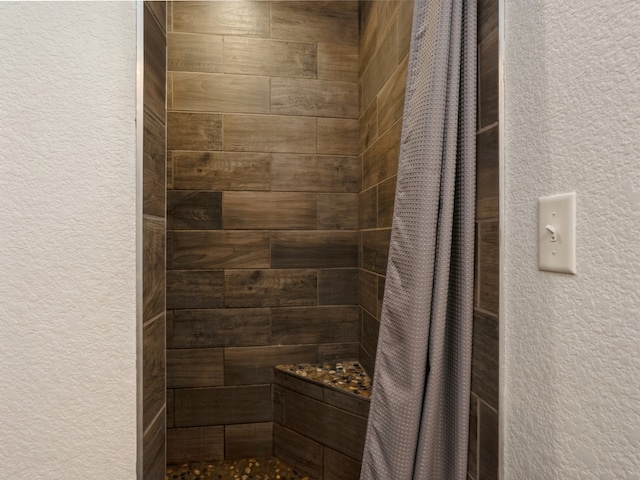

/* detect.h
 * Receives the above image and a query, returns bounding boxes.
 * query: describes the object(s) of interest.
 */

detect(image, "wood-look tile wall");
[357,0,414,376]
[470,0,499,479]
[166,1,360,462]
[142,2,167,479]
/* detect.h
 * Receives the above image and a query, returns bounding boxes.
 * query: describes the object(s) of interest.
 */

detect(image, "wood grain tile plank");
[167,348,224,388]
[167,426,224,464]
[173,308,271,348]
[225,37,316,78]
[143,314,165,432]
[273,424,323,479]
[223,192,317,230]
[173,152,271,191]
[377,176,397,228]
[271,306,359,344]
[318,43,358,82]
[173,72,270,113]
[323,388,370,419]
[361,309,380,360]
[478,0,498,44]
[271,155,359,193]
[359,270,377,317]
[224,345,318,385]
[362,229,391,276]
[359,187,377,230]
[397,1,415,60]
[468,394,478,478]
[225,422,273,459]
[476,125,499,219]
[472,310,499,410]
[479,401,499,480]
[317,118,359,156]
[166,270,224,309]
[324,447,362,480]
[171,231,270,269]
[317,343,359,363]
[144,7,167,122]
[146,2,166,35]
[143,109,166,217]
[143,217,165,323]
[174,385,272,427]
[359,0,378,73]
[168,32,223,73]
[167,389,174,428]
[271,231,358,268]
[167,191,222,230]
[317,193,358,230]
[479,29,499,128]
[173,1,270,37]
[143,407,165,480]
[479,221,499,313]
[377,276,386,320]
[224,269,318,308]
[377,55,408,133]
[274,370,324,401]
[224,115,317,154]
[362,22,398,109]
[362,120,402,190]
[168,112,222,151]
[271,1,358,46]
[359,100,378,152]
[272,78,358,119]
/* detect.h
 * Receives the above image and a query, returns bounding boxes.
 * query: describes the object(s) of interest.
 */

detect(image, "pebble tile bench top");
[166,457,310,480]
[275,361,371,398]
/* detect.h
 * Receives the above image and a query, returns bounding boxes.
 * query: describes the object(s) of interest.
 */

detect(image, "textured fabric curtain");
[359,1,477,479]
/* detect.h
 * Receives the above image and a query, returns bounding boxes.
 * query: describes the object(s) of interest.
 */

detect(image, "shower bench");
[273,361,371,480]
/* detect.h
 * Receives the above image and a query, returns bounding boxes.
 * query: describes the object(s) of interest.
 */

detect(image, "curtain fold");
[359,1,477,479]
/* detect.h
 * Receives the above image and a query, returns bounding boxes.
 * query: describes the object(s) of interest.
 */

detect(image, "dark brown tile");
[359,100,378,152]
[166,270,224,309]
[476,125,499,219]
[173,1,270,37]
[172,151,271,191]
[361,309,380,359]
[143,407,165,480]
[468,394,478,479]
[377,175,397,228]
[479,400,498,480]
[358,0,378,73]
[224,115,317,153]
[173,72,270,114]
[478,222,499,313]
[479,28,499,128]
[225,37,316,78]
[171,231,270,269]
[225,345,318,385]
[318,269,359,305]
[359,270,377,317]
[271,306,359,344]
[324,447,362,480]
[318,193,358,230]
[282,390,366,460]
[166,310,174,349]
[322,389,370,418]
[143,314,165,432]
[362,229,391,275]
[271,155,359,193]
[144,6,166,123]
[273,424,323,479]
[143,217,165,322]
[275,370,324,401]
[362,120,401,190]
[167,348,224,389]
[478,0,498,44]
[174,385,272,427]
[167,389,175,428]
[377,276,386,319]
[167,112,222,151]
[362,22,398,108]
[271,78,358,119]
[472,310,499,409]
[146,2,166,34]
[397,1,414,60]
[272,231,358,268]
[167,191,222,230]
[168,32,223,73]
[273,385,286,424]
[271,1,358,46]
[167,426,224,464]
[167,150,173,190]
[173,308,271,348]
[358,344,375,379]
[225,422,273,459]
[224,269,318,308]
[223,192,317,229]
[317,118,359,156]
[318,43,358,82]
[359,187,377,231]
[377,55,408,133]
[317,343,360,363]
[143,109,166,217]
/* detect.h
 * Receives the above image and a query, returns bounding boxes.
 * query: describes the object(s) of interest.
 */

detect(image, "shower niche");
[165,1,413,478]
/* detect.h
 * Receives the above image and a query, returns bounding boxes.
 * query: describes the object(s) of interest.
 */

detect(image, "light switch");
[538,192,576,274]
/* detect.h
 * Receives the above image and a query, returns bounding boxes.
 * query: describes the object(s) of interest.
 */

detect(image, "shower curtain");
[359,1,476,479]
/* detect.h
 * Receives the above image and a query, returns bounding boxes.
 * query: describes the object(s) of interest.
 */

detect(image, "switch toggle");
[538,192,576,274]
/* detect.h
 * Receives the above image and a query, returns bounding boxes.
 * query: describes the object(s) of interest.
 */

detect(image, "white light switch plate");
[538,192,576,274]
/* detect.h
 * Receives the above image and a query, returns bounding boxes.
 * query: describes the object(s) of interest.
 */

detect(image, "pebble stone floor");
[275,361,371,398]
[166,457,312,480]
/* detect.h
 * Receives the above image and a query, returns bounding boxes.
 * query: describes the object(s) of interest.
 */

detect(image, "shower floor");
[166,457,313,480]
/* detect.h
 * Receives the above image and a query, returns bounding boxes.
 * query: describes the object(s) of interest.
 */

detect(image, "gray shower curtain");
[359,1,476,479]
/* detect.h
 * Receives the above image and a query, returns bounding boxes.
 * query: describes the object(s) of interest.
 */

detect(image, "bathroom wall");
[0,3,138,477]
[141,2,167,479]
[165,1,360,463]
[357,0,414,377]
[504,1,640,478]
[469,0,499,479]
